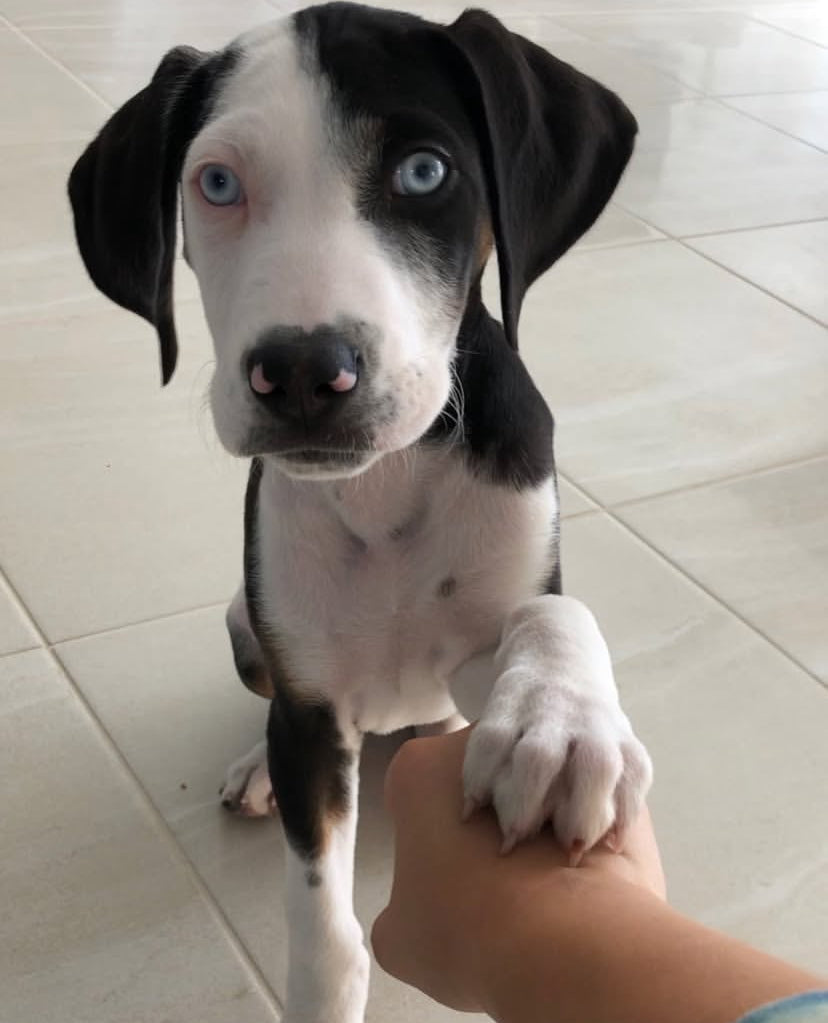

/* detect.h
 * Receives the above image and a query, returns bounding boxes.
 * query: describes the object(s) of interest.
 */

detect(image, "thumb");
[371,904,404,980]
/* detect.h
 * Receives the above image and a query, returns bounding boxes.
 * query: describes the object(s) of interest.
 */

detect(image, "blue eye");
[198,164,243,206]
[392,151,448,197]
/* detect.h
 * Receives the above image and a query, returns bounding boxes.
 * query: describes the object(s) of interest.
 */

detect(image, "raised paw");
[462,668,652,859]
[220,740,277,818]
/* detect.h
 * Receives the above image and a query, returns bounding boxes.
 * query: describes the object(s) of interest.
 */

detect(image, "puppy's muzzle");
[246,327,360,428]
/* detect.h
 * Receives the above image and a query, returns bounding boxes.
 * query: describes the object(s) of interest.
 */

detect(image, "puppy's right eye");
[199,164,244,206]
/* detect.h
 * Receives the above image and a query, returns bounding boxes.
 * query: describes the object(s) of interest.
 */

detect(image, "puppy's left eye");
[199,164,244,206]
[391,152,448,197]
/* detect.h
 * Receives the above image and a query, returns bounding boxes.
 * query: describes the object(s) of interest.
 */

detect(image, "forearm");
[480,872,822,1023]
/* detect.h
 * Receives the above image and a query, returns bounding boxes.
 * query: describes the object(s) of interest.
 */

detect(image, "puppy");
[69,4,653,1020]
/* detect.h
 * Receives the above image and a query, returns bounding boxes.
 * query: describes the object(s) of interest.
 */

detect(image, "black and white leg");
[220,588,276,816]
[268,693,368,1023]
[456,595,652,860]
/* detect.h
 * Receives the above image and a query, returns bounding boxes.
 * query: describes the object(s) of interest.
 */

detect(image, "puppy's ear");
[68,46,234,384]
[444,10,637,349]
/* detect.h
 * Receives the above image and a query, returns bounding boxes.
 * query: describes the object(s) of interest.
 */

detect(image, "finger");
[370,907,393,971]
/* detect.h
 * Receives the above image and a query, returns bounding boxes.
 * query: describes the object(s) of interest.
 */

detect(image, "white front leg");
[282,754,369,1023]
[456,595,652,858]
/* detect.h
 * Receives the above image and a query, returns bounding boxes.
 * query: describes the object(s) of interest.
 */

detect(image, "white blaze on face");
[180,18,460,463]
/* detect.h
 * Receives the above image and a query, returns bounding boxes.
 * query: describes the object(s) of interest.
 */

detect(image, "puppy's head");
[69,3,636,479]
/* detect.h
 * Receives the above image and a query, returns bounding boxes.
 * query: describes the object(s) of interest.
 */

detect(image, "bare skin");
[372,727,824,1023]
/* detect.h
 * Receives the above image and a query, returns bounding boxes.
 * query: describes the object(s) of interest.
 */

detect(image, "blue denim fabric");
[736,991,828,1023]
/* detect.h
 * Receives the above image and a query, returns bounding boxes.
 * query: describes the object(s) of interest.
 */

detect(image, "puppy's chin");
[268,449,384,481]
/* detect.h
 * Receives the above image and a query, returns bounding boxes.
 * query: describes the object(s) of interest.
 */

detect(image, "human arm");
[371,727,824,1023]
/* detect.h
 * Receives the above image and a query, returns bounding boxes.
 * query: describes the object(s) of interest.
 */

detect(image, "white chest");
[255,449,558,733]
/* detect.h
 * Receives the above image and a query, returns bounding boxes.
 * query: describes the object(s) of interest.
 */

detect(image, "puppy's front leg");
[267,694,368,1023]
[462,596,652,858]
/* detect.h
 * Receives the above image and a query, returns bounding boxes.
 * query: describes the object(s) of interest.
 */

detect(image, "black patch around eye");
[295,4,559,493]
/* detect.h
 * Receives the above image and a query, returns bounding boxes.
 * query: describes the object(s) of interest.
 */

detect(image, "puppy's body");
[69,5,653,1020]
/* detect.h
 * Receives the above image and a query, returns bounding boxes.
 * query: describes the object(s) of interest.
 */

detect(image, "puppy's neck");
[264,444,456,550]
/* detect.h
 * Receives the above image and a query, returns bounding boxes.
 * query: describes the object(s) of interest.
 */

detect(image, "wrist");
[478,868,668,1023]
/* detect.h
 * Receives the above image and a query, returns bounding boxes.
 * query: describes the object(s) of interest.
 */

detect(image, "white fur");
[283,757,369,1023]
[462,596,652,853]
[184,16,652,1021]
[180,20,460,470]
[255,447,558,734]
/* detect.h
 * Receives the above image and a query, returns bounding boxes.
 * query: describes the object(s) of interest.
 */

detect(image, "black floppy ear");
[68,46,234,384]
[444,10,638,349]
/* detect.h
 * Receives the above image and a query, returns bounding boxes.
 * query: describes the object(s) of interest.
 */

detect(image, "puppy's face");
[70,4,638,472]
[181,17,489,478]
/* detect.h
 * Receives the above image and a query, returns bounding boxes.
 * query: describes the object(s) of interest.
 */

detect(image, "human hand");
[371,726,665,1013]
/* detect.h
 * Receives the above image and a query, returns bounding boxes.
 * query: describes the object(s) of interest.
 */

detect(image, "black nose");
[247,331,360,425]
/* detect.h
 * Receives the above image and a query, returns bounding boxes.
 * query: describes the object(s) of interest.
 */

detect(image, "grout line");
[0,566,42,655]
[596,508,828,694]
[716,86,828,98]
[678,237,828,328]
[53,599,232,647]
[599,453,828,512]
[746,13,828,51]
[1,13,114,111]
[682,216,828,240]
[609,199,828,328]
[711,94,828,154]
[0,565,284,1016]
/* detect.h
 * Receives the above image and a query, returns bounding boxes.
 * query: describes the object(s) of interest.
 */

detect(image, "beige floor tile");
[616,458,828,682]
[615,99,828,235]
[510,22,699,106]
[751,3,828,48]
[556,11,828,95]
[577,204,666,250]
[517,241,828,504]
[558,476,598,518]
[0,573,39,654]
[27,24,253,108]
[562,514,828,974]
[0,27,108,143]
[687,220,828,325]
[0,647,278,1023]
[0,299,247,643]
[724,90,828,152]
[6,0,277,31]
[0,138,200,313]
[57,606,472,1021]
[57,516,828,1015]
[1,140,90,257]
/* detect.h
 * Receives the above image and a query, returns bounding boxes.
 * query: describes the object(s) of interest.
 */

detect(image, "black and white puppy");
[69,4,652,1019]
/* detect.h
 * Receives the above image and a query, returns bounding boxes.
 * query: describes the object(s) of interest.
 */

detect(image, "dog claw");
[568,839,586,867]
[461,797,478,822]
[500,830,519,856]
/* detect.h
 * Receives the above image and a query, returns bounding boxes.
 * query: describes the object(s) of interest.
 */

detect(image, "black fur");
[68,46,238,384]
[427,291,557,489]
[244,457,354,864]
[299,2,638,351]
[267,696,353,863]
[297,2,636,488]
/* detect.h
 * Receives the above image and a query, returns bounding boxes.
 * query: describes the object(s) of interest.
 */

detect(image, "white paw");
[220,740,277,818]
[463,666,652,859]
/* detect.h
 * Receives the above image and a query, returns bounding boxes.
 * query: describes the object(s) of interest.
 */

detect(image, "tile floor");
[1,0,826,1019]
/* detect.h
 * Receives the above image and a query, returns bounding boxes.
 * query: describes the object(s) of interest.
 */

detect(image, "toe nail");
[568,839,586,867]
